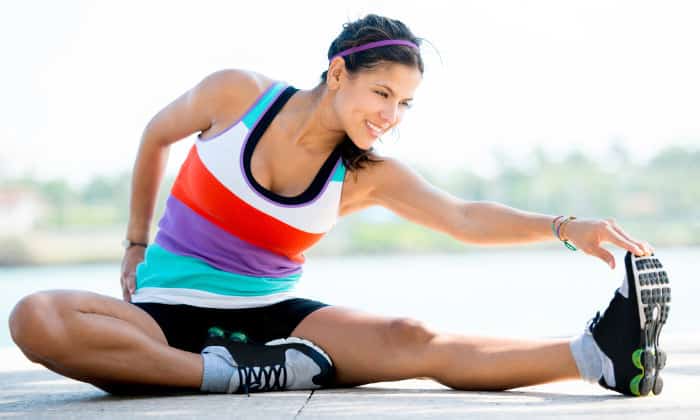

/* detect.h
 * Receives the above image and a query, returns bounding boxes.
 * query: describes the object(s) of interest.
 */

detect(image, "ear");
[326,57,346,90]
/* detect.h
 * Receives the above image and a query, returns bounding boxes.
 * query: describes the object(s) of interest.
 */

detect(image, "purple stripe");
[238,86,343,208]
[154,195,302,278]
[197,82,280,142]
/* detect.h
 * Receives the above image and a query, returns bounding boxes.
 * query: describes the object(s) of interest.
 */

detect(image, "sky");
[2,0,699,186]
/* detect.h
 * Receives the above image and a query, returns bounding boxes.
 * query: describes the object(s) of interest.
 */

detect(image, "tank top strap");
[240,82,288,129]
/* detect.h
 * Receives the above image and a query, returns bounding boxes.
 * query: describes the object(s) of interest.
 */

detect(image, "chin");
[356,140,376,152]
[345,133,374,151]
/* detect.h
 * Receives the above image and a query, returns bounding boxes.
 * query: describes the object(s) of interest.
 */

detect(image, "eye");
[374,89,413,109]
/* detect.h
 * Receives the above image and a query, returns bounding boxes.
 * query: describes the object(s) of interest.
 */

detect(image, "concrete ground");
[1,334,698,419]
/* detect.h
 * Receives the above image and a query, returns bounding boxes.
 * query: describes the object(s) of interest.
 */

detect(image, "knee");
[9,291,65,361]
[383,317,437,356]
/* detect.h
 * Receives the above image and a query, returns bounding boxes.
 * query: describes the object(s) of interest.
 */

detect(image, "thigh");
[10,290,169,370]
[290,306,436,386]
[16,290,168,346]
[68,290,168,344]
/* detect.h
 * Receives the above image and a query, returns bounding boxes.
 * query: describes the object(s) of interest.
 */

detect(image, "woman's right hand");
[120,246,146,302]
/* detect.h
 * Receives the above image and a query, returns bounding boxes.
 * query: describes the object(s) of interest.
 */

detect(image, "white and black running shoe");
[203,330,335,394]
[588,251,671,396]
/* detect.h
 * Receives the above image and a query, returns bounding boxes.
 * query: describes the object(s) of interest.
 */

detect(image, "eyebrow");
[374,83,414,102]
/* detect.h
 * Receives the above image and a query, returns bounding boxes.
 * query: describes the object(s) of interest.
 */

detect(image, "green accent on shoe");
[632,349,644,370]
[630,373,643,396]
[208,326,225,338]
[630,348,647,396]
[229,331,248,343]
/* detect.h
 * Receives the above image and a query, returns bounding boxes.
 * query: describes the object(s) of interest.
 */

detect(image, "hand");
[562,218,655,270]
[120,246,146,302]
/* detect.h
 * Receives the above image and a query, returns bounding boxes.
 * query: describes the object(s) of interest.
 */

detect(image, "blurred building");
[0,189,45,236]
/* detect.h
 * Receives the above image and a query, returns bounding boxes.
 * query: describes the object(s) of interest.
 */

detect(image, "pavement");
[1,334,699,419]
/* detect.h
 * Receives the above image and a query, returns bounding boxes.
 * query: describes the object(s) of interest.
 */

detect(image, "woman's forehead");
[359,63,422,96]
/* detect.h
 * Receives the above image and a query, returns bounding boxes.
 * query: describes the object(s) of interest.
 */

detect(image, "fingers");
[121,279,130,302]
[121,286,131,303]
[120,248,143,303]
[602,220,648,256]
[589,245,616,269]
[121,274,136,303]
[607,219,654,255]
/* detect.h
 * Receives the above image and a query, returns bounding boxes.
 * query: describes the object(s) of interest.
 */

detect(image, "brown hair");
[320,14,424,172]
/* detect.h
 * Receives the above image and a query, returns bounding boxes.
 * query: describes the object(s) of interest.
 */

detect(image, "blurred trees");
[1,144,698,264]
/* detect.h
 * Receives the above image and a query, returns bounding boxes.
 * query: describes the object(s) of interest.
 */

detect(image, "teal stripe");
[135,244,300,297]
[242,82,286,128]
[332,160,346,182]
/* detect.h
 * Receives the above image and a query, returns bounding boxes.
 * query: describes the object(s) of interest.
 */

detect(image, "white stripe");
[132,287,298,309]
[195,124,342,234]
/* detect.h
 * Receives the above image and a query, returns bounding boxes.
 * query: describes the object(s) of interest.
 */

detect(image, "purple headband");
[329,39,419,61]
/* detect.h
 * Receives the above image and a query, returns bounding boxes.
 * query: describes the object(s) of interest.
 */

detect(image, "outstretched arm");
[360,156,653,269]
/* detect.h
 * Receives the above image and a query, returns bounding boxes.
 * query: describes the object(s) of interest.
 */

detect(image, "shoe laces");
[586,311,602,333]
[237,363,288,395]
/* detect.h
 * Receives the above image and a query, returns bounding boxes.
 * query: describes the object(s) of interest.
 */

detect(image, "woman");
[9,14,670,397]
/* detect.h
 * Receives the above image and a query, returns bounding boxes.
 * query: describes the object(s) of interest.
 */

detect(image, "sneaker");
[202,331,335,394]
[588,251,671,396]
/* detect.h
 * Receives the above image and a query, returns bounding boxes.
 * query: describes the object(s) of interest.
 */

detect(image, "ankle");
[569,333,602,383]
[200,347,239,393]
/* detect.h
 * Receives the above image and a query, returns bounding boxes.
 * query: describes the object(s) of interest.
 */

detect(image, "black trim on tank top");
[243,85,342,205]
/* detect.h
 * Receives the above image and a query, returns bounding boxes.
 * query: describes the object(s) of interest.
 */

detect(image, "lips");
[366,120,386,137]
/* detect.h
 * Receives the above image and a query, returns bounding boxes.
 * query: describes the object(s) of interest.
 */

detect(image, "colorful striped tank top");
[133,82,346,308]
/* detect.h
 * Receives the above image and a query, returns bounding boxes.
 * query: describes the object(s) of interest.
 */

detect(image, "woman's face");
[331,61,422,150]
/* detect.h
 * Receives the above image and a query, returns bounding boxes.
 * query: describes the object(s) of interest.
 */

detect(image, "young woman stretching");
[10,14,670,397]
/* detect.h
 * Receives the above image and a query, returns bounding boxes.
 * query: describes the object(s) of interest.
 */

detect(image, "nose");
[379,103,399,126]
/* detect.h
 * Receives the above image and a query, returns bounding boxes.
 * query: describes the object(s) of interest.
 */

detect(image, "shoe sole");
[628,252,670,396]
[265,336,334,366]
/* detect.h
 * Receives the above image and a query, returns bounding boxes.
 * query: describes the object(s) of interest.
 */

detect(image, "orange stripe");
[171,146,322,264]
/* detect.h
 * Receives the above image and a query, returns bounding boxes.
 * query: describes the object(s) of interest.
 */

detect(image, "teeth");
[366,121,384,135]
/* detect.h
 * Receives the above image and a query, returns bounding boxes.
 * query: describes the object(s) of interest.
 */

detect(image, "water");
[1,248,697,349]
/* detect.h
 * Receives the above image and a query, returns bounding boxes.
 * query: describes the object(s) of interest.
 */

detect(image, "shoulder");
[142,69,279,147]
[342,152,466,236]
[196,68,273,99]
[191,69,276,125]
[350,152,412,184]
[344,151,458,209]
[339,152,416,214]
[362,153,425,197]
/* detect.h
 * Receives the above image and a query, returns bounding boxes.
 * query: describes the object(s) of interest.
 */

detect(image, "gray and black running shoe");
[588,251,670,396]
[203,328,335,394]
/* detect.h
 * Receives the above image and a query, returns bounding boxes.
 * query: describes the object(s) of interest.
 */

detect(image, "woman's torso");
[133,77,372,308]
[198,77,370,216]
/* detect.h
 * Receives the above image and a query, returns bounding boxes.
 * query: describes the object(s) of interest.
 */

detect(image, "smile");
[366,120,386,137]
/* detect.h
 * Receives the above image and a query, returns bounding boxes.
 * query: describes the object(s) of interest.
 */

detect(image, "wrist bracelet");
[552,215,578,251]
[551,216,565,238]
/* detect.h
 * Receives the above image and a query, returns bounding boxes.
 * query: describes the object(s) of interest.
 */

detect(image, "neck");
[284,84,346,156]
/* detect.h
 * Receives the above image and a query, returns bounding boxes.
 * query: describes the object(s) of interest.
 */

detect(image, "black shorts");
[132,298,329,353]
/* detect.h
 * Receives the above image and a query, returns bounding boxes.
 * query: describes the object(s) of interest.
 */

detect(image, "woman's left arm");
[366,157,654,269]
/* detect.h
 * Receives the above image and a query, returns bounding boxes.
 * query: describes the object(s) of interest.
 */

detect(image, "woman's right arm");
[121,69,265,302]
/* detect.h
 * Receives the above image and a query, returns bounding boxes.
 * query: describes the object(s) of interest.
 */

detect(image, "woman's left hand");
[562,218,655,270]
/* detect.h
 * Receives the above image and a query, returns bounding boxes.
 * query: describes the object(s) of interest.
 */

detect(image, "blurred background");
[1,1,698,347]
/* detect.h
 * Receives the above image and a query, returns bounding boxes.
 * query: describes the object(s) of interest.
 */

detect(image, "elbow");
[450,202,484,245]
[451,201,505,246]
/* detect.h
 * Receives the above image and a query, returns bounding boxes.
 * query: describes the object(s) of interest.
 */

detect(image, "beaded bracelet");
[551,215,578,251]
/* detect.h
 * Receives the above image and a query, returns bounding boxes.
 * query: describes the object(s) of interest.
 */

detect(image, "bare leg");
[291,306,580,390]
[9,290,203,392]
